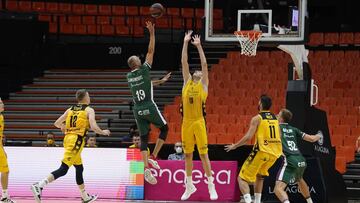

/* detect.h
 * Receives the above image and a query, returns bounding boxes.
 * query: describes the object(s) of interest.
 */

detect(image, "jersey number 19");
[136,90,146,101]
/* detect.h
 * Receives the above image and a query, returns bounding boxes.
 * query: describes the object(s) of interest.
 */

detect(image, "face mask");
[175,147,182,154]
[47,139,54,145]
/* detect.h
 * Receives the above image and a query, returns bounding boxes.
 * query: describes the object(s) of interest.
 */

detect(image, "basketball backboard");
[205,0,307,44]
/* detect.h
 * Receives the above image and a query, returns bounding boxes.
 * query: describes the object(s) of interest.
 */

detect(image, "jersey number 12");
[136,90,146,101]
[70,115,77,128]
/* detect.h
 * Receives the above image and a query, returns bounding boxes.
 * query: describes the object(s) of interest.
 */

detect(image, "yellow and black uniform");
[0,114,9,172]
[62,104,90,167]
[239,111,282,183]
[181,79,208,154]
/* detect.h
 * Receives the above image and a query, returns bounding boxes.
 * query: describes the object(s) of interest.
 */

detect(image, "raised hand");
[224,143,237,152]
[161,72,172,82]
[184,30,193,43]
[191,35,201,47]
[145,21,155,33]
[102,129,111,136]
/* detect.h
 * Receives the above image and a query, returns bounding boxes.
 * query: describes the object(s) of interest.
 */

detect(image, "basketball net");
[234,31,262,57]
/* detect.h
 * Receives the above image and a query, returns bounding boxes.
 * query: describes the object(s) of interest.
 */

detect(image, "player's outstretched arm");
[191,35,208,86]
[182,31,192,84]
[145,21,155,66]
[303,132,322,143]
[54,109,70,132]
[225,116,260,152]
[152,72,171,86]
[87,107,111,136]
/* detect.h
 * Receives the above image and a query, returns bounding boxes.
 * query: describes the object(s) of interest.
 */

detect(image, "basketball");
[150,3,165,18]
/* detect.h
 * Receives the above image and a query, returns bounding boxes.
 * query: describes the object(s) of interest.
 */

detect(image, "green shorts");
[133,102,167,136]
[277,154,306,184]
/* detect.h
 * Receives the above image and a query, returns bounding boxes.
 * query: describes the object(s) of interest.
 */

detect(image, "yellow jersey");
[181,79,207,121]
[65,104,90,136]
[253,111,282,157]
[0,114,3,139]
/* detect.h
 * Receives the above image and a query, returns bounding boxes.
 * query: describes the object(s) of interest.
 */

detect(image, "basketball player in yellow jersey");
[225,95,282,203]
[31,89,110,203]
[0,98,15,203]
[180,31,218,201]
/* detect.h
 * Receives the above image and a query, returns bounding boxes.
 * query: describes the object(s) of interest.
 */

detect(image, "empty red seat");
[131,26,144,37]
[101,25,115,35]
[213,9,223,19]
[82,16,95,25]
[49,23,58,33]
[60,24,73,34]
[85,4,98,15]
[139,6,150,16]
[354,33,360,44]
[97,16,110,25]
[127,17,141,26]
[308,33,324,46]
[6,1,18,11]
[126,6,138,15]
[87,25,100,35]
[73,24,87,35]
[167,8,180,16]
[324,33,339,45]
[330,106,346,115]
[339,33,354,45]
[46,2,58,12]
[195,8,204,18]
[155,18,169,29]
[115,25,130,35]
[209,124,227,134]
[59,3,71,13]
[181,8,194,18]
[213,19,223,30]
[68,16,81,24]
[112,5,125,15]
[99,5,111,15]
[38,15,51,22]
[32,2,45,12]
[72,4,85,14]
[112,17,125,25]
[171,18,183,29]
[216,134,235,145]
[333,125,351,136]
[18,1,31,11]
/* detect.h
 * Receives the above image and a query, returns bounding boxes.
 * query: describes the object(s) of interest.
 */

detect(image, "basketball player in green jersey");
[275,109,323,203]
[126,21,168,185]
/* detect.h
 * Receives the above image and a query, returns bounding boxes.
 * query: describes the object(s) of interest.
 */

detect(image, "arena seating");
[310,50,360,172]
[2,1,224,37]
[3,69,179,141]
[308,32,360,46]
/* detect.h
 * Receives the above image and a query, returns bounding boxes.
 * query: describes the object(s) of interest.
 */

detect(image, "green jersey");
[279,123,305,156]
[127,62,153,106]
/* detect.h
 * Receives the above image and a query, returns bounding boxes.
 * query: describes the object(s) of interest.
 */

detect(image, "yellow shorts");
[0,147,9,173]
[62,134,85,167]
[181,119,208,155]
[239,150,278,183]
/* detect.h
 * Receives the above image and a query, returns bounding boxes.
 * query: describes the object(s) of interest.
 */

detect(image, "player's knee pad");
[74,164,84,185]
[51,162,69,180]
[159,124,168,141]
[140,134,149,151]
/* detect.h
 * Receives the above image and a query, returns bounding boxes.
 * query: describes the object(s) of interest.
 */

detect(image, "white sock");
[243,193,252,203]
[186,176,193,185]
[254,193,262,203]
[284,200,290,203]
[207,176,214,185]
[38,178,49,188]
[80,188,89,200]
[2,189,8,198]
[306,197,313,203]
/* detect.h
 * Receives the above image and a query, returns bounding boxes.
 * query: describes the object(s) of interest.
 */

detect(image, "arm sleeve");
[141,62,152,70]
[296,128,306,139]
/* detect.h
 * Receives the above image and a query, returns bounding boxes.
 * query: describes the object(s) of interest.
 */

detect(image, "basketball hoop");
[234,30,262,57]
